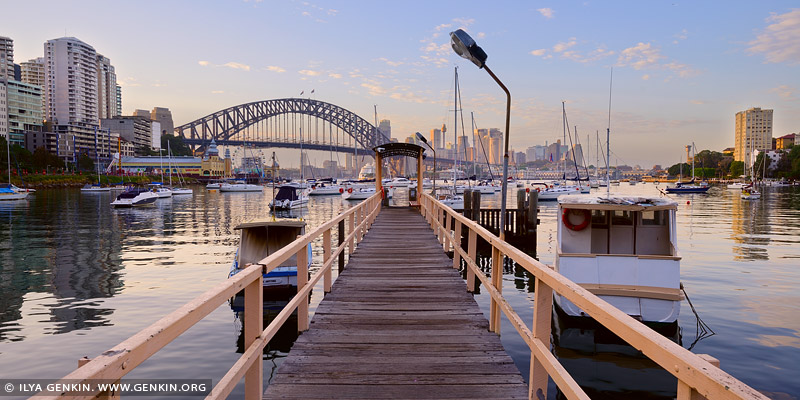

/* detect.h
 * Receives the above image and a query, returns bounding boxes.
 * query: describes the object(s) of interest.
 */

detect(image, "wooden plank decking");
[263,206,528,399]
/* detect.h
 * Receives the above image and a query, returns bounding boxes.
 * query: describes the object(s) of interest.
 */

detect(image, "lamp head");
[450,29,487,69]
[415,132,428,144]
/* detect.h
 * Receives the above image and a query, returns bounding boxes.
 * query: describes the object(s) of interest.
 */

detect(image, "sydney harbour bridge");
[173,98,457,173]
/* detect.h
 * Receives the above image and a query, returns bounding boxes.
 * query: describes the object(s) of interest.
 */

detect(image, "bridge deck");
[263,207,527,399]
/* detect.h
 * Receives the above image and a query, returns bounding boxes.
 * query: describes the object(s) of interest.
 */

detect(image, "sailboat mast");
[562,101,566,181]
[453,66,458,193]
[606,68,613,196]
[168,142,173,187]
[471,112,476,179]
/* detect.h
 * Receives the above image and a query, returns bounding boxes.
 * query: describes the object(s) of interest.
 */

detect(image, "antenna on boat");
[606,67,613,197]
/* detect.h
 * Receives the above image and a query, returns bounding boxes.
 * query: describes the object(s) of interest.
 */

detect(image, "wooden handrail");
[420,193,767,400]
[41,193,382,400]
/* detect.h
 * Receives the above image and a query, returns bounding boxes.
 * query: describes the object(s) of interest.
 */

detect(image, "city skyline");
[3,1,799,167]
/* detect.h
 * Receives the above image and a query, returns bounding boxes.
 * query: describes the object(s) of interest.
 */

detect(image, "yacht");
[268,185,309,210]
[0,185,29,201]
[111,187,159,207]
[387,177,411,188]
[342,185,378,201]
[148,182,173,198]
[220,180,263,192]
[532,183,581,201]
[80,183,111,192]
[308,181,344,196]
[741,184,761,200]
[556,194,682,323]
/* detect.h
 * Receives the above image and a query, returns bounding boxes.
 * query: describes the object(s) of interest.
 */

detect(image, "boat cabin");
[556,195,681,323]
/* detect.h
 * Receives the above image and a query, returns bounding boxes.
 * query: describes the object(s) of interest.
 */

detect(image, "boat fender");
[526,188,530,193]
[562,208,591,231]
[348,188,353,193]
[339,188,344,193]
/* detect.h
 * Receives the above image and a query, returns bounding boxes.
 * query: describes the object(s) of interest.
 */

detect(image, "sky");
[3,0,800,168]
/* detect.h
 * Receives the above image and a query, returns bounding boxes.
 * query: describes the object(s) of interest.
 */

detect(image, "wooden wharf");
[263,207,528,399]
[43,190,769,400]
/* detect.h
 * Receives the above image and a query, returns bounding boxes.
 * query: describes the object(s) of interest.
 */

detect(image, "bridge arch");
[173,98,390,151]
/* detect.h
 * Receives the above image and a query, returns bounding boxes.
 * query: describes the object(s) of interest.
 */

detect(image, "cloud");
[434,23,452,31]
[642,74,650,81]
[390,91,428,104]
[476,32,486,39]
[618,42,664,69]
[420,55,450,67]
[198,60,210,66]
[673,29,689,44]
[266,65,286,73]
[553,38,577,53]
[117,77,140,87]
[689,100,706,105]
[328,72,342,79]
[211,90,224,94]
[377,57,404,67]
[769,85,798,101]
[453,18,474,28]
[152,83,167,87]
[221,62,250,71]
[537,8,554,19]
[361,81,388,96]
[530,49,547,56]
[747,9,800,64]
[299,69,321,76]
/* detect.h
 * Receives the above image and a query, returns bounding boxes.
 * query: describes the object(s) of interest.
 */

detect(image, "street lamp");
[450,28,511,240]
[415,132,436,195]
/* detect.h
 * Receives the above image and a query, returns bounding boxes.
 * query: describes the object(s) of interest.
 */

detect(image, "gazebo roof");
[373,142,426,159]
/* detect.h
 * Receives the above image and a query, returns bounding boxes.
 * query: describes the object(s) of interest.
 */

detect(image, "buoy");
[687,201,690,205]
[526,188,530,193]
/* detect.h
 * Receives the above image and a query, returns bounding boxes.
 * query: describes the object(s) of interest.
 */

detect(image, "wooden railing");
[420,193,767,400]
[41,193,382,400]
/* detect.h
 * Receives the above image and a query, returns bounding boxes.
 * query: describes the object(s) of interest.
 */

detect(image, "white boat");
[533,183,581,201]
[456,184,495,195]
[387,177,411,188]
[148,182,173,198]
[220,180,263,192]
[5,184,35,193]
[171,187,193,195]
[269,185,309,210]
[727,182,745,189]
[589,179,599,189]
[308,183,343,195]
[741,185,761,200]
[206,179,225,189]
[342,185,382,201]
[555,194,682,323]
[110,187,159,207]
[229,219,311,298]
[80,183,111,192]
[0,185,28,201]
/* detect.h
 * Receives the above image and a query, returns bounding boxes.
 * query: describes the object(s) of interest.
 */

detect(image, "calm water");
[0,184,798,399]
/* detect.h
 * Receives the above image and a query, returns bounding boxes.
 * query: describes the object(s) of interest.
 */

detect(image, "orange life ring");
[339,188,344,193]
[347,188,353,193]
[562,208,591,231]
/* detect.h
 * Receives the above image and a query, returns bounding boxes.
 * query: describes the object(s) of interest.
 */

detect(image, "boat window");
[611,210,633,226]
[641,210,665,226]
[591,210,608,227]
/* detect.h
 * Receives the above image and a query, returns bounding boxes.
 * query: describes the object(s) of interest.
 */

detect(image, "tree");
[161,134,193,156]
[32,147,64,172]
[78,153,95,172]
[668,163,690,177]
[729,161,744,178]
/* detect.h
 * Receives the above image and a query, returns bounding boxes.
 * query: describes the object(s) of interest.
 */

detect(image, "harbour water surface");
[0,184,798,398]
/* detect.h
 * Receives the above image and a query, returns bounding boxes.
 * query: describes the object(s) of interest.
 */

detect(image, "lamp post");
[415,132,436,195]
[450,29,511,240]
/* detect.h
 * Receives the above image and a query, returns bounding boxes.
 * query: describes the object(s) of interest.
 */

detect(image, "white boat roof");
[234,219,306,230]
[558,194,677,211]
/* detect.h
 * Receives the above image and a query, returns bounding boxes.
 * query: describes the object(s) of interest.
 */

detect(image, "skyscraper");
[151,107,174,136]
[378,119,391,140]
[96,54,118,119]
[734,107,773,165]
[430,128,442,149]
[0,36,13,81]
[45,37,98,125]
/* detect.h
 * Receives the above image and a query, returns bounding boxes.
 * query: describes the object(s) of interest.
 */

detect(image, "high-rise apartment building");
[0,36,13,80]
[151,107,174,136]
[45,37,98,125]
[734,107,773,164]
[430,128,442,149]
[96,54,118,119]
[6,80,43,146]
[0,81,7,140]
[20,57,45,115]
[100,116,153,150]
[115,85,122,116]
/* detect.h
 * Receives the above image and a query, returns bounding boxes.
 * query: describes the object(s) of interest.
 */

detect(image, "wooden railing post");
[490,245,502,334]
[338,219,345,272]
[348,212,355,254]
[323,229,332,293]
[678,355,721,400]
[467,227,477,293]
[243,270,263,400]
[437,206,444,244]
[529,277,553,400]
[453,220,462,269]
[443,210,451,251]
[297,243,309,332]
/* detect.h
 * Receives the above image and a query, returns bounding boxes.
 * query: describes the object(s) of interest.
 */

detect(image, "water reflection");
[731,191,771,261]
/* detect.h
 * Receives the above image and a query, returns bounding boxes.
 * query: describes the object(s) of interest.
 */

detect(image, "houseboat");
[556,194,682,324]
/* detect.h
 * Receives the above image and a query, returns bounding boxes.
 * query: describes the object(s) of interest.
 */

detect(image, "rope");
[681,282,715,351]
